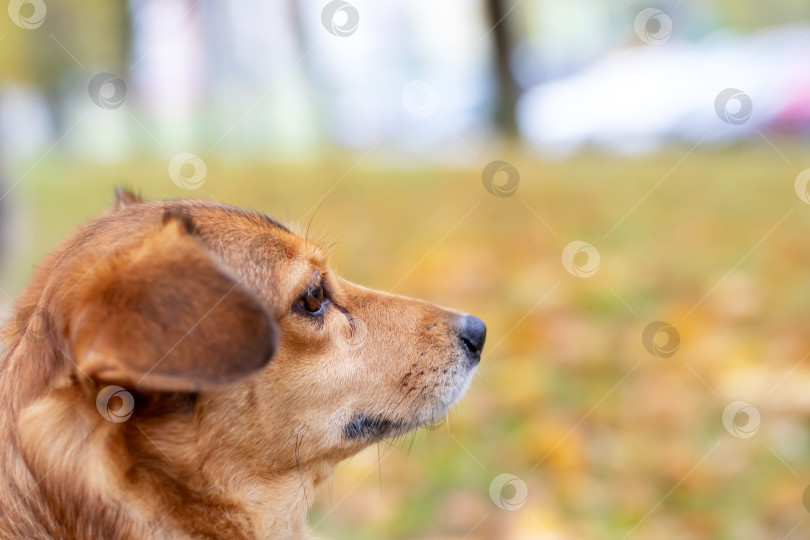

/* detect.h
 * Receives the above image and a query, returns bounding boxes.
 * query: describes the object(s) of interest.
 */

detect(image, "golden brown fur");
[0,191,485,539]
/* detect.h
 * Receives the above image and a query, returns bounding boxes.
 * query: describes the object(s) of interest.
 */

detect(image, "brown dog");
[0,190,486,539]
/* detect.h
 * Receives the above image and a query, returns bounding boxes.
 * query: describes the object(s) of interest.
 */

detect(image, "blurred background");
[2,0,810,538]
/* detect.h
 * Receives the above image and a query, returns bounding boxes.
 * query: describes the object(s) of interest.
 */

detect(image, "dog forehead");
[160,201,291,245]
[94,198,325,283]
[175,202,327,271]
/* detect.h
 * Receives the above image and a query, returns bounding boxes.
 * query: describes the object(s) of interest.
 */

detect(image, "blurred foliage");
[0,0,128,84]
[712,0,810,30]
[4,140,810,539]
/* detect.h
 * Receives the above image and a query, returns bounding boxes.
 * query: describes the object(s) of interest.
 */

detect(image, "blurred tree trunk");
[485,0,519,137]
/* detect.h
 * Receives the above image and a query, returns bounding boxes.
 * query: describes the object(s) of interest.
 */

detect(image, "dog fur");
[0,191,485,539]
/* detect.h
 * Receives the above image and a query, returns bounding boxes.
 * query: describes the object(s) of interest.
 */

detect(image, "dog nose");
[458,315,486,358]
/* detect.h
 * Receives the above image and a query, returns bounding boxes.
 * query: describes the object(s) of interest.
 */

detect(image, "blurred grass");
[4,140,810,539]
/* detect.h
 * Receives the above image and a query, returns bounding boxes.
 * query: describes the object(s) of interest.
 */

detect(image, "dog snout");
[458,314,486,361]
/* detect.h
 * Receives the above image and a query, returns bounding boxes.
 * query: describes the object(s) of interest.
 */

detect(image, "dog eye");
[297,284,325,315]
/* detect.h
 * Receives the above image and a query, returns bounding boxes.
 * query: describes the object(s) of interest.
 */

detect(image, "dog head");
[9,190,485,535]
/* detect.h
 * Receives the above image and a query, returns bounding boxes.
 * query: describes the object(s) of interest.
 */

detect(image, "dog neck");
[4,356,328,540]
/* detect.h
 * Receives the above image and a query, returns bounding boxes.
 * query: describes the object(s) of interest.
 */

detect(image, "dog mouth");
[343,414,410,440]
[343,394,465,441]
[343,350,480,442]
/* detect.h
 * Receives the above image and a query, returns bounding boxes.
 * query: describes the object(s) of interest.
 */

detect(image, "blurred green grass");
[4,140,810,539]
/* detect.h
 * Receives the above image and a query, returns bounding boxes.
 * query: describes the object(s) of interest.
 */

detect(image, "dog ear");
[70,214,277,393]
[111,187,143,211]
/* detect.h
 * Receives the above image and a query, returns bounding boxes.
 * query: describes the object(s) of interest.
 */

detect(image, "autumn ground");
[3,140,810,539]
